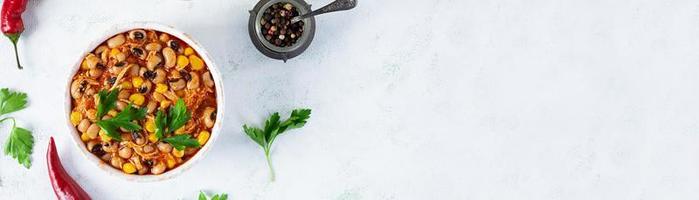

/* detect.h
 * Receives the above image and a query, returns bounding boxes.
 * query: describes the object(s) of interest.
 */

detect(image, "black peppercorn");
[260,2,304,47]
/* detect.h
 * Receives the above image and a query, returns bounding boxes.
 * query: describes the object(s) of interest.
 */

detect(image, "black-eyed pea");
[103,142,118,153]
[167,40,181,53]
[118,90,131,100]
[184,147,197,156]
[159,33,170,43]
[146,101,157,114]
[145,42,162,52]
[111,157,124,169]
[84,87,96,97]
[157,142,172,153]
[86,140,98,153]
[118,147,132,159]
[146,51,162,70]
[88,68,103,79]
[143,144,156,153]
[70,79,87,99]
[151,161,166,175]
[77,119,91,133]
[128,64,140,77]
[86,123,100,139]
[153,69,166,84]
[128,29,146,42]
[83,53,100,69]
[131,47,146,60]
[107,34,126,48]
[202,72,214,88]
[169,78,186,91]
[202,107,216,128]
[138,166,149,175]
[187,72,200,89]
[163,90,179,101]
[116,101,127,111]
[94,45,108,55]
[162,47,176,68]
[137,81,152,94]
[153,92,166,102]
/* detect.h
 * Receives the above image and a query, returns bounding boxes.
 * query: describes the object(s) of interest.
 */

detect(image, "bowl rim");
[64,22,225,182]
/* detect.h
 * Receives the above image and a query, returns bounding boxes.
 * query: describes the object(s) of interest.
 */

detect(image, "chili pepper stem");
[5,33,21,69]
[264,147,275,182]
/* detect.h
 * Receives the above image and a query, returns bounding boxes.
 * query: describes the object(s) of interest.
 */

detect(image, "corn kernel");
[70,112,82,126]
[145,119,156,133]
[189,55,204,70]
[148,133,158,143]
[197,131,210,145]
[172,148,184,157]
[81,59,89,70]
[129,93,145,106]
[184,47,194,56]
[155,83,168,93]
[131,77,144,88]
[99,129,111,142]
[176,55,189,70]
[80,132,90,142]
[120,81,133,89]
[166,154,176,169]
[109,48,120,57]
[174,127,186,135]
[122,163,137,174]
[160,100,171,109]
[108,110,118,117]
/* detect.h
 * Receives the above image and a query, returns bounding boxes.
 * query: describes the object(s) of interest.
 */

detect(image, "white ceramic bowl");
[64,22,225,182]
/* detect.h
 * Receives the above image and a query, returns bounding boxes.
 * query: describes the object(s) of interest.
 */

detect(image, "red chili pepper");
[47,137,92,200]
[1,0,27,70]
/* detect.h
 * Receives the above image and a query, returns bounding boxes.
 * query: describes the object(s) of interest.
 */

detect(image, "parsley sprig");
[154,99,198,150]
[95,102,146,141]
[198,191,228,200]
[243,108,311,181]
[0,88,33,168]
[96,88,119,119]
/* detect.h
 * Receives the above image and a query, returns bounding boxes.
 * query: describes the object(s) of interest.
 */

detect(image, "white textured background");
[1,0,698,199]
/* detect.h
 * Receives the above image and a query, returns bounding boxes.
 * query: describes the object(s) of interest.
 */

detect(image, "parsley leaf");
[167,99,190,133]
[155,110,168,139]
[96,89,119,120]
[162,134,200,150]
[0,88,33,169]
[96,104,146,141]
[199,191,228,200]
[4,126,33,168]
[242,108,311,181]
[0,88,27,115]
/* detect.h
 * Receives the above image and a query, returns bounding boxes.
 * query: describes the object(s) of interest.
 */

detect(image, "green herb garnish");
[154,99,199,149]
[154,110,168,139]
[0,88,33,168]
[154,99,190,140]
[96,103,146,141]
[167,99,190,135]
[198,191,228,200]
[162,134,200,150]
[243,108,311,181]
[96,89,119,119]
